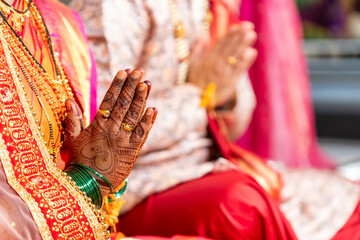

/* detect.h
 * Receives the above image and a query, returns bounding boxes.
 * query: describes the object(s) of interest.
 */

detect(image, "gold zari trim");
[0,17,106,240]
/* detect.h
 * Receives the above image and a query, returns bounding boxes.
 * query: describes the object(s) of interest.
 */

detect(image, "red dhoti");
[118,171,297,239]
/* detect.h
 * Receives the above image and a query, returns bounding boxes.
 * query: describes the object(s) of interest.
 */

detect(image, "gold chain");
[0,3,110,238]
[0,0,30,33]
[167,0,212,85]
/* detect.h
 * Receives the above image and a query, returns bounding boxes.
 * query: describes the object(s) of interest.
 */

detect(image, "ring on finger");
[98,109,111,118]
[122,122,134,133]
[226,56,237,66]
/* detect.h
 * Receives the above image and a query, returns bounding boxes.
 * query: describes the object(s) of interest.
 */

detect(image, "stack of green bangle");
[70,163,114,193]
[65,164,103,209]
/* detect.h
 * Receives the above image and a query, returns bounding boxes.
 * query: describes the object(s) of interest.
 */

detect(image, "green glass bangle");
[114,178,128,199]
[69,165,102,208]
[70,163,114,192]
[65,164,103,209]
[75,168,100,205]
[108,179,128,203]
[66,165,102,208]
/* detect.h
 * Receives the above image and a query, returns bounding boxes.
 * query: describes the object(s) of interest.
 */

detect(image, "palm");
[65,69,156,196]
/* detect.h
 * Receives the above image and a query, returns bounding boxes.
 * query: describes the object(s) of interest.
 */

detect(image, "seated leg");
[118,171,296,240]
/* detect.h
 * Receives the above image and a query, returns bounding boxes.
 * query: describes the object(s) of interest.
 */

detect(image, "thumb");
[64,99,85,142]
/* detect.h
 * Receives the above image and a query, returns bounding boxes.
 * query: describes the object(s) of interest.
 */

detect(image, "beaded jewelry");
[167,0,212,85]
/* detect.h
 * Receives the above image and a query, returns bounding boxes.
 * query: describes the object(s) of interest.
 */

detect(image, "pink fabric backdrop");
[237,0,335,168]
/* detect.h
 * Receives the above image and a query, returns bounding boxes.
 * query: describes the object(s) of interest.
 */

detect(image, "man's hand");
[188,22,257,107]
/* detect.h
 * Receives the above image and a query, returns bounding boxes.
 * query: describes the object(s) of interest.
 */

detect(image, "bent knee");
[216,173,270,210]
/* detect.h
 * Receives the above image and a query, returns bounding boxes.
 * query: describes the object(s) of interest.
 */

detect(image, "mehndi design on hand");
[64,69,157,196]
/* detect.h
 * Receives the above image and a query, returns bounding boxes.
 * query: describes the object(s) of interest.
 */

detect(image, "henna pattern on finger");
[67,71,154,196]
[101,92,116,109]
[131,108,154,145]
[128,108,138,119]
[64,117,77,139]
[91,117,108,133]
[133,125,145,139]
[109,90,133,128]
[134,94,145,102]
[125,103,142,126]
[121,84,148,134]
[118,88,132,107]
[141,115,148,123]
[100,71,127,108]
[113,75,125,87]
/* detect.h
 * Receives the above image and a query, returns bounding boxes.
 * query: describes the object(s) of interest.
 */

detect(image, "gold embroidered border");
[0,19,105,239]
[0,137,53,239]
[0,21,54,240]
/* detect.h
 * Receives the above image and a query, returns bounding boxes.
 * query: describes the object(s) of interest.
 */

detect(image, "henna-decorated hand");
[64,69,157,196]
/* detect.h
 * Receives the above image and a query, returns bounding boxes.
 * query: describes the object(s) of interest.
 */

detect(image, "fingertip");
[145,107,153,116]
[249,48,258,62]
[229,24,241,33]
[144,80,152,88]
[245,48,257,59]
[131,70,141,79]
[244,30,257,46]
[252,48,258,57]
[125,69,132,75]
[138,82,147,92]
[242,48,258,67]
[136,67,145,74]
[240,21,255,30]
[117,70,128,79]
[65,99,73,112]
[144,80,152,98]
[151,107,158,123]
[65,99,82,116]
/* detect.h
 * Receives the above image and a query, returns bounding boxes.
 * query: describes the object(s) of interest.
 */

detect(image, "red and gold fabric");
[0,0,104,239]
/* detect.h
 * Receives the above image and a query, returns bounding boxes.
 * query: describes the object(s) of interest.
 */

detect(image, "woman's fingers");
[130,107,157,145]
[64,99,85,142]
[143,80,152,98]
[119,82,149,137]
[96,70,127,120]
[109,69,143,129]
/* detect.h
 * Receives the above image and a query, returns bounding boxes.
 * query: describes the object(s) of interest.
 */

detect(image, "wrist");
[200,83,237,111]
[215,93,237,112]
[66,162,128,204]
[69,162,114,197]
[65,164,103,209]
[107,179,128,203]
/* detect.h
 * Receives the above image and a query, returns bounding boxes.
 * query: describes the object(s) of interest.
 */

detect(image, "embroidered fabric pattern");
[0,16,107,240]
[0,0,75,162]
